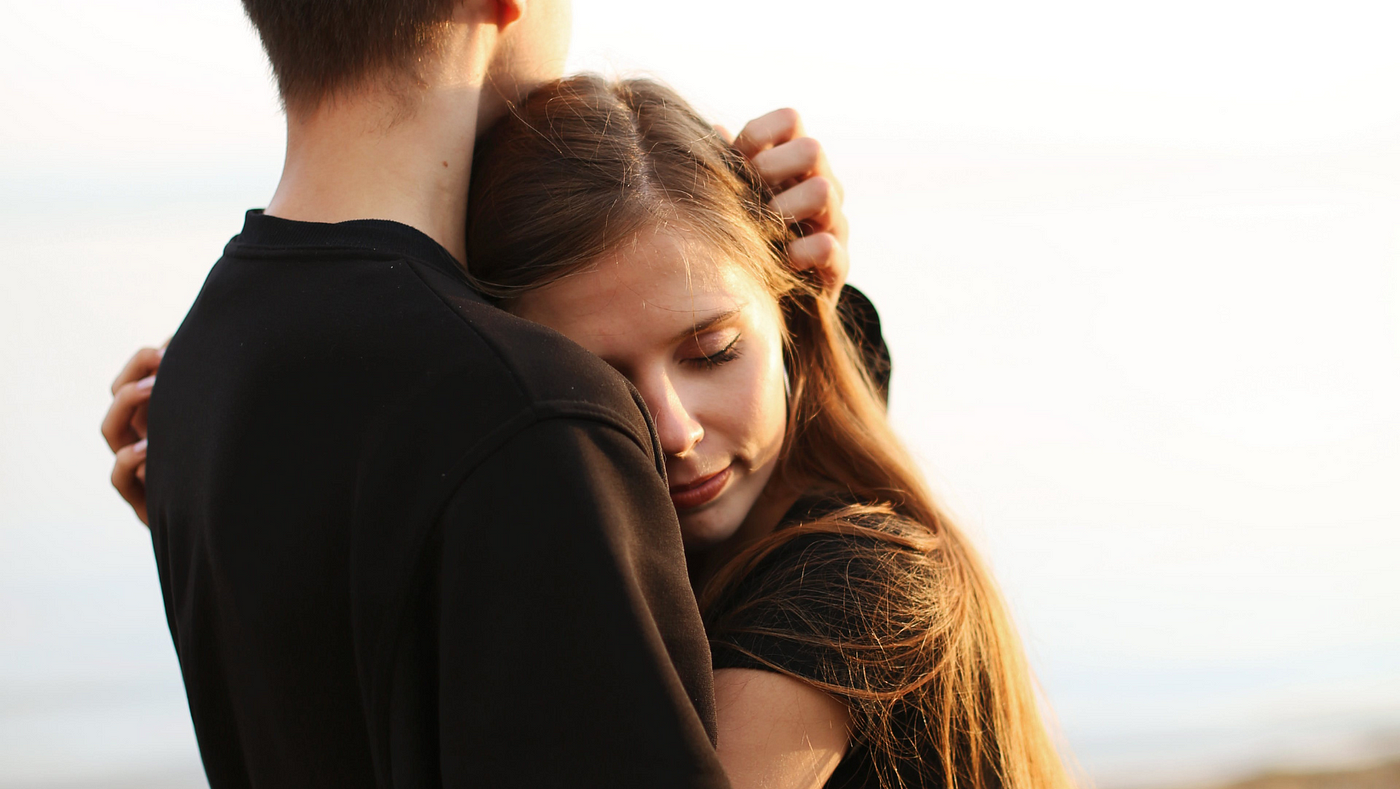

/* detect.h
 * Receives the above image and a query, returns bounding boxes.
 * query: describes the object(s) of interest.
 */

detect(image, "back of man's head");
[242,0,458,111]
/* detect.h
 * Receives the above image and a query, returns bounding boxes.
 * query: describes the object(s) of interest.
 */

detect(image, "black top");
[146,211,729,789]
[706,496,931,789]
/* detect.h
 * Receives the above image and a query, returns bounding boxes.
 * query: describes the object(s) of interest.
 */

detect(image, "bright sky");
[2,1,1399,786]
[6,1,1400,171]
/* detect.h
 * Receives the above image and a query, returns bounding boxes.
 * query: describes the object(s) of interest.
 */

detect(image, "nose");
[642,374,704,459]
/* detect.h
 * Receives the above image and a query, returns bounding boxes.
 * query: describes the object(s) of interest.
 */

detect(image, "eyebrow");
[670,307,742,344]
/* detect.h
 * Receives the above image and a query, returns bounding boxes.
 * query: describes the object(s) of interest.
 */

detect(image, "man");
[100,1,849,786]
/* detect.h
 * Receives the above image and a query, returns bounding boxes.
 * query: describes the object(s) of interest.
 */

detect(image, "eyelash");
[688,335,742,370]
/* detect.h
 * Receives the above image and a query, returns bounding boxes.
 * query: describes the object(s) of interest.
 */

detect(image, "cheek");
[699,341,787,463]
[750,317,791,454]
[757,348,789,458]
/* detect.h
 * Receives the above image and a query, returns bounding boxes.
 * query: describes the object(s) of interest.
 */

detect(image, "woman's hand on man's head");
[102,344,165,526]
[731,108,849,302]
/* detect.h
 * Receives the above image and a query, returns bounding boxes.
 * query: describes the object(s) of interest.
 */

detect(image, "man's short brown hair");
[242,0,460,109]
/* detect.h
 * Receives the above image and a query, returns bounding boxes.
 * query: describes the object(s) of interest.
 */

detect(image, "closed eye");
[686,334,742,370]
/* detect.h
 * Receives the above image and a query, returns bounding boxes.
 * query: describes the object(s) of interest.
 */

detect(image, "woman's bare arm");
[714,668,851,789]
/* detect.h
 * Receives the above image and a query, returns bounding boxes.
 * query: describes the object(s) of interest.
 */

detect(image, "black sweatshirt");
[145,211,730,789]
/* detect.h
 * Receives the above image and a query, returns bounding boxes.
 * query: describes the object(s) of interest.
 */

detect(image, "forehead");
[511,227,765,353]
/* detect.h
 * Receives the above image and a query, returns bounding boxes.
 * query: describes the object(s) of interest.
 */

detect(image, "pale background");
[2,1,1398,787]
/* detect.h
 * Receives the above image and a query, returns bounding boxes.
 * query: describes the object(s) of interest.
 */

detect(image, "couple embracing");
[100,1,1072,787]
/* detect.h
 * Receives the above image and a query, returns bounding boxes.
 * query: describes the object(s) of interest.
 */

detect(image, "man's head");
[241,0,571,118]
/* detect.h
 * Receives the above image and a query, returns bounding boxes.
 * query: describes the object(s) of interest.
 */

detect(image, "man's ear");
[453,0,521,28]
[495,0,523,28]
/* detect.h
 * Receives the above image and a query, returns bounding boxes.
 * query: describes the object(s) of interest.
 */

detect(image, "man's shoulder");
[396,255,656,444]
[182,230,658,466]
[207,229,651,435]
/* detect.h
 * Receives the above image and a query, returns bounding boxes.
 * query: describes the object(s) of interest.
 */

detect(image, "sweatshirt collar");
[234,209,474,290]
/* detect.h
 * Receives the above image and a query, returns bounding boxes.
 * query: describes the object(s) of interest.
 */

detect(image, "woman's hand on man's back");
[101,344,164,525]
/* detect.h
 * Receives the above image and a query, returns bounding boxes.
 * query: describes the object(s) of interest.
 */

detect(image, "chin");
[677,504,745,551]
[676,455,781,552]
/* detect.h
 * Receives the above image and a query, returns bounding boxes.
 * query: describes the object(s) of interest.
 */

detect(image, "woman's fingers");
[101,375,155,452]
[734,108,851,301]
[104,342,166,524]
[787,233,849,296]
[751,136,830,193]
[110,346,164,395]
[112,439,149,526]
[734,108,804,159]
[772,175,843,235]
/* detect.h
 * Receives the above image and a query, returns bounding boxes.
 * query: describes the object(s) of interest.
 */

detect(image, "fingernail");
[134,439,148,453]
[156,346,166,359]
[136,375,156,390]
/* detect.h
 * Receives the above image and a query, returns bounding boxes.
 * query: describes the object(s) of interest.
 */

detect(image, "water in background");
[1,144,1398,788]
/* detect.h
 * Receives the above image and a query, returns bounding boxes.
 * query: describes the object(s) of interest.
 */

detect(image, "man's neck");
[265,83,485,264]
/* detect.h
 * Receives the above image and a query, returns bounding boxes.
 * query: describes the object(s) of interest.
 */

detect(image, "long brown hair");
[466,75,1073,789]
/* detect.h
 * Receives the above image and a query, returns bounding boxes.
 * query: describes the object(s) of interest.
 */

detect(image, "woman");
[107,76,1073,788]
[468,75,1070,789]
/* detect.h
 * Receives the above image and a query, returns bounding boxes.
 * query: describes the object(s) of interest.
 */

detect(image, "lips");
[669,465,733,511]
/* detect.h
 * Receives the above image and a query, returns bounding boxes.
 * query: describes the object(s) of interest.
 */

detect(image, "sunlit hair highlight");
[466,74,1074,789]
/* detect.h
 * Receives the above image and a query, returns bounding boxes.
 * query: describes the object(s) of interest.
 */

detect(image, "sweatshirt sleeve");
[431,416,730,789]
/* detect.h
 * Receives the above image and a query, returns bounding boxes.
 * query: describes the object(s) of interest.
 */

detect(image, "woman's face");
[510,226,789,550]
